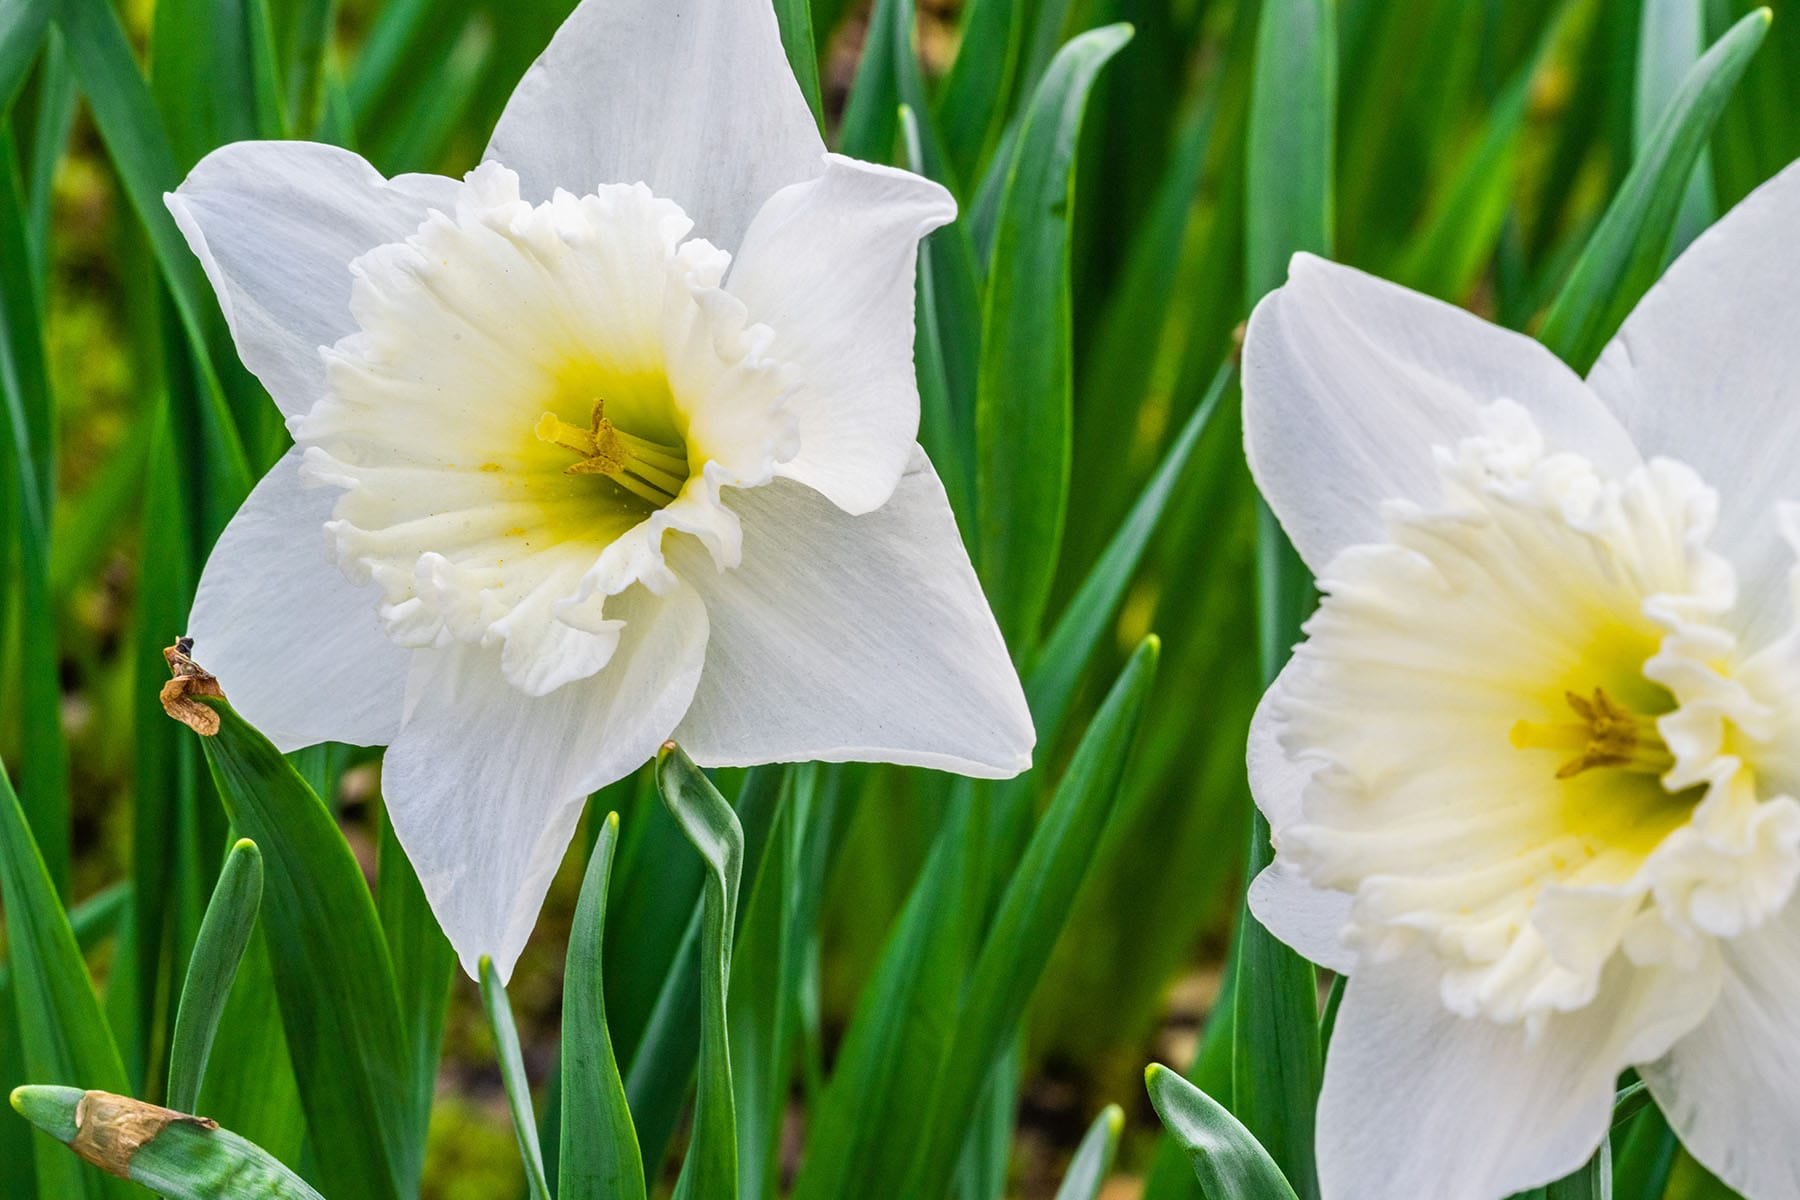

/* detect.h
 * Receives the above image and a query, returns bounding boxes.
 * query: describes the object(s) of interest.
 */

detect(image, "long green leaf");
[975,23,1132,653]
[1145,1064,1298,1200]
[1633,0,1714,260]
[376,804,452,1154]
[1052,1105,1125,1200]
[1537,8,1768,371]
[937,0,1024,186]
[479,957,551,1200]
[51,0,252,520]
[12,1086,324,1199]
[1030,364,1230,743]
[1235,2,1334,1195]
[902,636,1160,1198]
[165,839,263,1113]
[773,0,823,130]
[0,0,47,114]
[1545,1138,1612,1200]
[657,744,745,1200]
[0,757,132,1200]
[559,811,645,1200]
[195,700,415,1200]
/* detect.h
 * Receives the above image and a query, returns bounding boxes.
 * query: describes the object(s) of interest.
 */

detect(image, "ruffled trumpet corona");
[167,0,1033,980]
[1245,166,1800,1199]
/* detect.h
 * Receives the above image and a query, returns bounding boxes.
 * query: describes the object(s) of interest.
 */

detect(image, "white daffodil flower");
[166,0,1033,980]
[1245,163,1800,1200]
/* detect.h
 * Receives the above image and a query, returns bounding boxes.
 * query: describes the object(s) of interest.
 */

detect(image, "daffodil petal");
[1242,253,1639,573]
[1316,953,1717,1200]
[188,450,409,751]
[483,0,824,252]
[1642,901,1800,1198]
[165,141,458,417]
[1589,159,1800,647]
[671,451,1033,778]
[382,583,708,980]
[729,154,955,515]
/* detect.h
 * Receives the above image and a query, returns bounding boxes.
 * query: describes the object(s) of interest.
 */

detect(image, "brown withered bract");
[69,1091,218,1178]
[160,635,224,736]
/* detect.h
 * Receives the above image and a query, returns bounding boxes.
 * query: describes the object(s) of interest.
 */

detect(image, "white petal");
[1247,662,1356,973]
[188,450,409,752]
[382,583,708,980]
[1317,953,1718,1200]
[166,141,458,417]
[1642,900,1800,1199]
[483,0,825,252]
[1589,159,1800,646]
[671,451,1032,777]
[1242,253,1639,572]
[728,155,955,515]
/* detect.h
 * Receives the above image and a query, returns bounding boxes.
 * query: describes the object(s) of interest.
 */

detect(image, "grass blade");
[1030,364,1230,743]
[0,757,132,1200]
[478,957,551,1200]
[165,839,263,1113]
[11,1086,324,1199]
[1537,8,1768,371]
[975,23,1132,653]
[0,0,47,114]
[376,805,452,1154]
[657,744,745,1200]
[1144,1064,1298,1200]
[559,811,646,1200]
[1052,1105,1124,1200]
[902,636,1160,1199]
[194,699,415,1200]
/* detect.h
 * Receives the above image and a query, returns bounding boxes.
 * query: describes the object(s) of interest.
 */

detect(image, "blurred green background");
[2,0,1797,1195]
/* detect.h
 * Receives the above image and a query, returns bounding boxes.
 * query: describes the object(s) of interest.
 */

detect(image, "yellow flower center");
[1510,686,1676,780]
[535,398,691,509]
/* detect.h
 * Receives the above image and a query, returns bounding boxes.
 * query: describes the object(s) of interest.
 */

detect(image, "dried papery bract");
[159,636,224,736]
[69,1092,219,1179]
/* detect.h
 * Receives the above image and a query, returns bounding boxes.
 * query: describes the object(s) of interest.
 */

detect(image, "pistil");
[1510,687,1675,780]
[535,399,688,507]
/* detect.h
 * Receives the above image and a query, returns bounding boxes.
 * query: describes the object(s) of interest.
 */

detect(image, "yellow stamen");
[1510,687,1675,780]
[535,398,688,506]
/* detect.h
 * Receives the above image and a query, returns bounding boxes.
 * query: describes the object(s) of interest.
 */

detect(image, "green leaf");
[478,957,551,1200]
[1545,1138,1612,1200]
[1611,1100,1678,1200]
[773,0,824,130]
[1244,0,1334,303]
[836,0,902,162]
[195,700,417,1200]
[0,756,132,1200]
[1144,1064,1298,1200]
[0,0,47,114]
[1052,1105,1124,1200]
[975,23,1132,652]
[657,745,745,1200]
[1633,0,1714,260]
[1236,3,1334,1195]
[166,839,263,1113]
[376,804,453,1153]
[11,1086,324,1199]
[1537,8,1768,372]
[902,636,1160,1198]
[559,811,645,1200]
[728,767,819,1200]
[1029,364,1230,745]
[51,0,252,522]
[936,0,1024,186]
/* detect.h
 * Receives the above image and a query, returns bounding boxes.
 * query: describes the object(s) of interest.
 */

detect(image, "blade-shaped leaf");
[11,1086,324,1200]
[0,756,132,1200]
[195,699,415,1200]
[657,744,745,1200]
[1052,1105,1124,1200]
[166,839,263,1113]
[559,811,645,1200]
[1145,1064,1298,1200]
[1537,8,1768,371]
[975,23,1132,653]
[376,805,452,1153]
[902,636,1160,1198]
[478,957,551,1200]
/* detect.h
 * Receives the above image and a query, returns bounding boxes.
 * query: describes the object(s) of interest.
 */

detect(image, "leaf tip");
[1103,1104,1124,1137]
